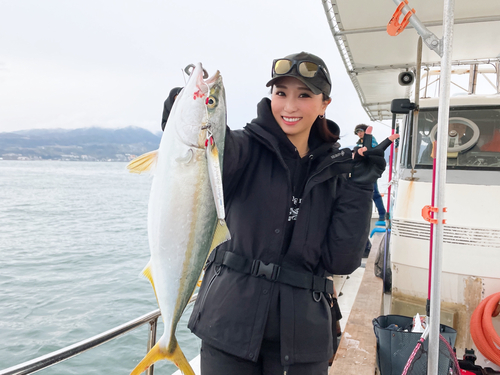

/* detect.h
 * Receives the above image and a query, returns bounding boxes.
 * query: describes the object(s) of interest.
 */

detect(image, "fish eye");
[207,96,217,109]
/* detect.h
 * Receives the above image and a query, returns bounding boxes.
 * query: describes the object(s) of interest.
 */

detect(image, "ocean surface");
[0,160,200,374]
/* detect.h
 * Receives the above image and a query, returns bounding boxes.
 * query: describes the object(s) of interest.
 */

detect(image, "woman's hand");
[351,126,400,184]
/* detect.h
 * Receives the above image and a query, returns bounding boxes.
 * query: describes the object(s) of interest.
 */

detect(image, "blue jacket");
[357,135,378,148]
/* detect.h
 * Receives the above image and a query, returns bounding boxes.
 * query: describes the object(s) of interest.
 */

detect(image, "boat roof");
[323,0,500,120]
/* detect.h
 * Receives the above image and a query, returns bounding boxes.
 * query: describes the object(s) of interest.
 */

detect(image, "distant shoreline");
[0,126,159,163]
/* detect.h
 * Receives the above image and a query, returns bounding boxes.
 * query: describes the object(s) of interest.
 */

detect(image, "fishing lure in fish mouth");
[204,128,214,147]
[204,127,226,221]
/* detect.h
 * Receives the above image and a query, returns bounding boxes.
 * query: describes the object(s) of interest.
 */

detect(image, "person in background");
[163,52,398,374]
[354,124,387,222]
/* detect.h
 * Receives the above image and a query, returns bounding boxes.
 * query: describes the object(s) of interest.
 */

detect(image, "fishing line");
[182,68,188,85]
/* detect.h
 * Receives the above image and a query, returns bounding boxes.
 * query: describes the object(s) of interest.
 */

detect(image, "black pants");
[200,341,329,375]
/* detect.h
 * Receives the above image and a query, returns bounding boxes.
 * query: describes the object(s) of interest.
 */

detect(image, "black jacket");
[188,98,373,365]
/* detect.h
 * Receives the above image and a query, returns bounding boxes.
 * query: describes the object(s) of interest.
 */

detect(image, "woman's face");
[271,77,331,144]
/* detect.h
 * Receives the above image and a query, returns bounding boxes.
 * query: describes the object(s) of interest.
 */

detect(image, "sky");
[0,0,389,146]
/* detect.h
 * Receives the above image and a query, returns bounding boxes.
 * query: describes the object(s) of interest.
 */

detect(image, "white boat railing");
[0,294,197,375]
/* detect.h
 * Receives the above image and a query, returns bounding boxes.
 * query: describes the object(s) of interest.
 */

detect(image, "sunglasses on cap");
[272,59,331,85]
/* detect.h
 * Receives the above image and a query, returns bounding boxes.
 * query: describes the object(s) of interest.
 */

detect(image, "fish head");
[169,63,226,149]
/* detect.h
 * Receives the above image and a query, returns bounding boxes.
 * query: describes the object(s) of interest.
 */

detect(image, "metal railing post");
[145,317,158,375]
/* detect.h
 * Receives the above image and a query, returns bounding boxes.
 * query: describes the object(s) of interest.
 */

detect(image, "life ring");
[470,292,500,366]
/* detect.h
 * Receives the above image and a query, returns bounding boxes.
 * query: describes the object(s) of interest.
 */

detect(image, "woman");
[184,52,395,374]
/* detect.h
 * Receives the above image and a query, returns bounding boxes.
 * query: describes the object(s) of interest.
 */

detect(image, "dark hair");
[314,116,339,143]
[317,94,339,143]
[354,124,368,135]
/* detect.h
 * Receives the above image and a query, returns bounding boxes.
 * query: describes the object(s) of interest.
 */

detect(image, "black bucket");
[373,315,457,375]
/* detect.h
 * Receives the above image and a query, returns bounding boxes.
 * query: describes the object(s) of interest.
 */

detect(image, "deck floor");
[334,262,365,333]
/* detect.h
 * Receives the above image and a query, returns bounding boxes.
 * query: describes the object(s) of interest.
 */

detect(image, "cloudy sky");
[0,0,389,145]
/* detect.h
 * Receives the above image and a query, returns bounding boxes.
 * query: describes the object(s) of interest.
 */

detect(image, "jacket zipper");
[193,265,222,328]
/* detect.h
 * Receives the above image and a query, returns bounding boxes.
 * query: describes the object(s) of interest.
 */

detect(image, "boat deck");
[330,230,386,375]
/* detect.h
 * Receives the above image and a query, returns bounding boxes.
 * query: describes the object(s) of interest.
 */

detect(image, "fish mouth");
[204,70,220,85]
[196,66,220,94]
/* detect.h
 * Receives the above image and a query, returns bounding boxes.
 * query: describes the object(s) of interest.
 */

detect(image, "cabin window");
[411,106,500,170]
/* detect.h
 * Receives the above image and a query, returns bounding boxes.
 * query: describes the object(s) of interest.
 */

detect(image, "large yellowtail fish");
[127,63,229,375]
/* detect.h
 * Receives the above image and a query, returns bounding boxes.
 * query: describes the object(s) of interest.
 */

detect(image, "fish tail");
[169,341,196,375]
[130,342,165,375]
[130,340,195,375]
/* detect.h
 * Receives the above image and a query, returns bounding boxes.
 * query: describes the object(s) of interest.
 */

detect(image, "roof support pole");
[468,64,479,94]
[496,63,500,93]
[428,0,455,373]
[410,37,423,176]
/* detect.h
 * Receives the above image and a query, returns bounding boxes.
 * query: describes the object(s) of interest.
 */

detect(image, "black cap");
[266,52,332,97]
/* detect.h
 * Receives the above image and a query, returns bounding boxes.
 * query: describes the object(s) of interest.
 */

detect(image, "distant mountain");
[0,127,162,161]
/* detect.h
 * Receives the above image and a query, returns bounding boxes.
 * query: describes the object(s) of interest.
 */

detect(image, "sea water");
[0,161,200,374]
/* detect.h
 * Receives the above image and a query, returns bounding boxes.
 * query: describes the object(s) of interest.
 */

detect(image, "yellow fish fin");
[140,261,158,303]
[130,340,195,375]
[127,150,158,174]
[209,219,231,252]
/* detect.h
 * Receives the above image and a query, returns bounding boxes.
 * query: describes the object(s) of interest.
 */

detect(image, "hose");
[470,292,500,366]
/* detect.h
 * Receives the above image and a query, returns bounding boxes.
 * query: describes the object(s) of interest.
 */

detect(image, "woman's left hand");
[351,126,399,184]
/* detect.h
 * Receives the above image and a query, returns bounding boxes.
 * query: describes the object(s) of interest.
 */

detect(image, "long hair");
[314,117,339,143]
[314,94,339,143]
